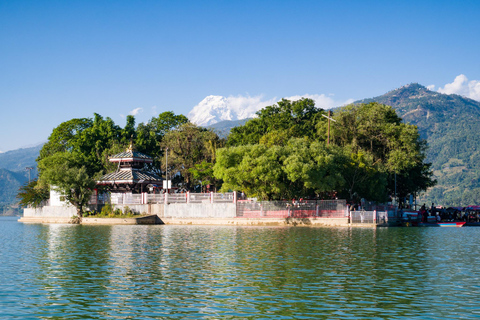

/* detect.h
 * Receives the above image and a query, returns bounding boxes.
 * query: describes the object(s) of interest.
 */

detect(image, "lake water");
[1,216,480,319]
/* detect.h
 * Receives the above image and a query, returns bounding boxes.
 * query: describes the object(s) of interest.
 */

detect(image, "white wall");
[164,203,236,218]
[24,206,77,218]
[49,188,70,207]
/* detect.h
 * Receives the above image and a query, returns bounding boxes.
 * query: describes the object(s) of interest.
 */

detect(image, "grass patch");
[85,204,147,218]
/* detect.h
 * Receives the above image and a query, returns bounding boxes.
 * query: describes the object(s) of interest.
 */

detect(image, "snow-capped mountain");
[188,95,273,126]
[188,93,354,127]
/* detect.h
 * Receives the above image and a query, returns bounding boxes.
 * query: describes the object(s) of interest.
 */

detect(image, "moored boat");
[418,221,466,227]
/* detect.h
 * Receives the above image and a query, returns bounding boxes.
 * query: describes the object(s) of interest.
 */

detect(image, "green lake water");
[1,216,480,319]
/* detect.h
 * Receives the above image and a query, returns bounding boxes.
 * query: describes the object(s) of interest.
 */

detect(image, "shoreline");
[18,215,372,227]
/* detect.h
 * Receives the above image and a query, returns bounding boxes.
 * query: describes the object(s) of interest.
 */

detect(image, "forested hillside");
[357,83,480,206]
[0,145,41,205]
[0,144,42,172]
[207,118,251,139]
[0,168,27,204]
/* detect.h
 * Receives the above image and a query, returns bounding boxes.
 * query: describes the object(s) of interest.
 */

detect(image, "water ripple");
[2,219,480,318]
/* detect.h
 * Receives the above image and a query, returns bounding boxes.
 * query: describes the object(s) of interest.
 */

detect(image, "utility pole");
[165,147,169,194]
[395,171,397,206]
[322,111,337,145]
[25,167,34,183]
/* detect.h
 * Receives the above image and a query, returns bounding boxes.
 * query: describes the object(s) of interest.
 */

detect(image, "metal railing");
[124,194,142,204]
[89,192,237,205]
[188,193,211,203]
[88,193,351,221]
[146,194,163,204]
[350,210,376,224]
[167,193,187,203]
[236,200,347,218]
[212,192,235,203]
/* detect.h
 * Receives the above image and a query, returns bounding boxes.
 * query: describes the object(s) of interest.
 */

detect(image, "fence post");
[187,191,190,204]
[373,210,377,224]
[210,192,214,204]
[233,191,237,204]
[164,192,168,205]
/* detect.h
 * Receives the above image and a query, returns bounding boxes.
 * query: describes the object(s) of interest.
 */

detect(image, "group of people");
[418,203,462,222]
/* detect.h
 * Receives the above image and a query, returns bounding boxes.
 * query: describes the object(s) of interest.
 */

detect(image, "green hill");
[0,168,27,205]
[207,118,251,139]
[356,83,480,206]
[0,144,42,172]
[0,144,41,205]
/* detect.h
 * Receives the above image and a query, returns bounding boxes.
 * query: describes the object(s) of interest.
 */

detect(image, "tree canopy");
[162,123,222,190]
[227,98,326,146]
[215,100,435,203]
[22,111,194,216]
[18,98,435,210]
[330,102,436,201]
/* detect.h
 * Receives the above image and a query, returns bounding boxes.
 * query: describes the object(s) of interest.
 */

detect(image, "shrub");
[100,203,113,217]
[123,206,133,215]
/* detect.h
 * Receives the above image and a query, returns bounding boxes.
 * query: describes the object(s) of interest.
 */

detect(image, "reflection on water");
[1,217,480,319]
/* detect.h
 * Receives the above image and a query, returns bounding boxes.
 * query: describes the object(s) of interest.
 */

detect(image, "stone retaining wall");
[82,215,162,225]
[21,203,350,226]
[161,217,349,227]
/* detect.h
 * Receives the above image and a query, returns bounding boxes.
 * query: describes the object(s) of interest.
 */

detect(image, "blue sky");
[1,0,479,152]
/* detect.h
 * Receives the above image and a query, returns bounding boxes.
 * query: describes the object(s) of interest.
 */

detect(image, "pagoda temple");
[96,143,163,197]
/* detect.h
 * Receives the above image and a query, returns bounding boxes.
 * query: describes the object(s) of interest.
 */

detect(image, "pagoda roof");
[97,168,162,184]
[109,150,153,163]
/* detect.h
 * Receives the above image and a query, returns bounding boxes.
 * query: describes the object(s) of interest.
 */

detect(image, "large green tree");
[331,102,436,202]
[214,138,349,200]
[217,99,434,203]
[37,113,125,176]
[136,111,189,175]
[162,123,221,189]
[37,152,97,217]
[227,98,326,146]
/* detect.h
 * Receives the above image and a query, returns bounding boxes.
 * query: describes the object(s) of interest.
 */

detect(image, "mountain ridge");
[355,83,480,205]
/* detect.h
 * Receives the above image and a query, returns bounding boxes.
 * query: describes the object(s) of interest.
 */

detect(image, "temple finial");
[126,135,135,152]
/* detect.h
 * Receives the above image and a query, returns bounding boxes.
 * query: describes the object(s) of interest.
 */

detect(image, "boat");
[418,221,466,227]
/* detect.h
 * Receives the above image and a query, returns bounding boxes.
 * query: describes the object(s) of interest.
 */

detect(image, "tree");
[338,147,388,202]
[227,98,326,146]
[38,118,93,160]
[162,123,220,189]
[331,102,436,201]
[282,139,345,199]
[216,100,435,203]
[188,161,218,192]
[34,113,138,216]
[214,138,347,200]
[214,144,287,200]
[17,179,49,208]
[135,111,189,175]
[38,114,124,176]
[37,152,97,217]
